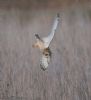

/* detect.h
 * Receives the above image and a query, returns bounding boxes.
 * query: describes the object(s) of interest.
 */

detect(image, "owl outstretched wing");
[42,13,60,48]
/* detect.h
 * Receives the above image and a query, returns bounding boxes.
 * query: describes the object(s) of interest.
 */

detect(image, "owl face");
[40,48,52,71]
[40,54,50,71]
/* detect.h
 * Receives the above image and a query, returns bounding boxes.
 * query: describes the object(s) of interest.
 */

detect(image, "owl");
[33,13,60,71]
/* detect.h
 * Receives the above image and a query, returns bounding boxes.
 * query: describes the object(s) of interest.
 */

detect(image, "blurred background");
[0,0,91,100]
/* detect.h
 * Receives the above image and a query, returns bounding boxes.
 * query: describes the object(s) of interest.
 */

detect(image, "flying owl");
[33,13,60,71]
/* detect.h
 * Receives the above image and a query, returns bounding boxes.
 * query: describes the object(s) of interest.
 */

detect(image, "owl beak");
[41,67,47,71]
[40,65,47,71]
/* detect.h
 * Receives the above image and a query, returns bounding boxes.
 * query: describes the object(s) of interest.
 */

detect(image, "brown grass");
[0,1,91,100]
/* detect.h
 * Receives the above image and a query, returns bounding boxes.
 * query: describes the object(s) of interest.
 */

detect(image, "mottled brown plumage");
[33,13,60,70]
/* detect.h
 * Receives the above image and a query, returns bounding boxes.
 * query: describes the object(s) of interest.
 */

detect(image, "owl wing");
[42,13,60,48]
[40,54,51,71]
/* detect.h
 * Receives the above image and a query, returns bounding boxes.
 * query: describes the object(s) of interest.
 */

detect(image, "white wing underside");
[42,14,59,48]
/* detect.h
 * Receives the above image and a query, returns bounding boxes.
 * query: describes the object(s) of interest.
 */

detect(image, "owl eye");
[45,53,49,56]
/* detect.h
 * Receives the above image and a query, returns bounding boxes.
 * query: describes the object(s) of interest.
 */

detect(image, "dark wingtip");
[35,34,38,37]
[35,34,40,39]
